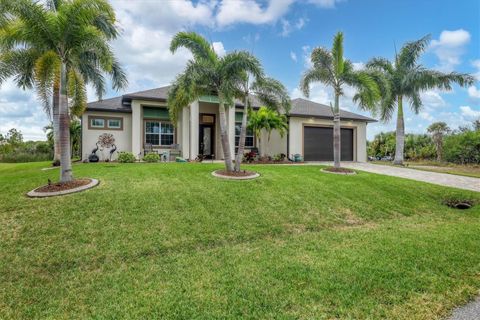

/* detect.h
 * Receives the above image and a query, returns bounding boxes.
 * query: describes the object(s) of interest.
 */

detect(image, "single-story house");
[81,85,376,162]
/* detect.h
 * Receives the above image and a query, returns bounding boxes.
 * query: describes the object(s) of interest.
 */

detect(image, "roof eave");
[288,113,377,123]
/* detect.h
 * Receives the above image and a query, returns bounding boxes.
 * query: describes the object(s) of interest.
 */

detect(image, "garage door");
[303,126,354,161]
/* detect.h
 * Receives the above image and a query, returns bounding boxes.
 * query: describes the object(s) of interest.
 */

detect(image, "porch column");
[228,105,235,157]
[181,107,190,159]
[131,100,142,159]
[190,100,199,160]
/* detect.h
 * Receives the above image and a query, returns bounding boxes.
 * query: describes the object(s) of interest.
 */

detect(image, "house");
[82,85,376,162]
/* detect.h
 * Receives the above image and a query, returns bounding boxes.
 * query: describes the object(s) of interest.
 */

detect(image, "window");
[91,118,105,128]
[108,119,121,129]
[88,116,123,130]
[235,122,255,148]
[145,121,174,146]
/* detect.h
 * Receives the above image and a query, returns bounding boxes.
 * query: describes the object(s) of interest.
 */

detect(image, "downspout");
[286,116,290,158]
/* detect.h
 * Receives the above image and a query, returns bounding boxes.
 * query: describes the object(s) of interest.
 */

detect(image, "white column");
[190,100,199,160]
[228,105,235,157]
[131,100,142,159]
[181,107,190,159]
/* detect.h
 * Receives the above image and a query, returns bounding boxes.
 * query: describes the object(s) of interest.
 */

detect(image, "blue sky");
[0,0,479,140]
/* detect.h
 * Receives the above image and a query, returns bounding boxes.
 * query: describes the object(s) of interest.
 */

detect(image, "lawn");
[371,160,480,178]
[1,162,480,319]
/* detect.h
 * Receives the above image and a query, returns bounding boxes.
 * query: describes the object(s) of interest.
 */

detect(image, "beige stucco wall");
[288,117,368,162]
[81,111,132,161]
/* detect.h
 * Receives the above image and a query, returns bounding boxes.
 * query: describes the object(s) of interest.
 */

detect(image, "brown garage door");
[303,126,354,161]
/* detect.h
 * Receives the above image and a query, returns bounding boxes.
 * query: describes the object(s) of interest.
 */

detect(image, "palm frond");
[34,50,60,119]
[170,31,217,63]
[398,34,430,70]
[67,68,87,117]
[366,57,394,75]
[300,68,332,97]
[251,77,291,113]
[331,31,344,75]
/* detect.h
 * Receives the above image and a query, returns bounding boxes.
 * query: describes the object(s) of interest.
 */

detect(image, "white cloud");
[307,0,344,8]
[430,29,471,72]
[280,17,307,37]
[290,51,297,62]
[460,105,480,118]
[419,111,434,121]
[471,59,480,80]
[216,0,294,27]
[420,90,447,109]
[212,42,226,56]
[468,86,480,100]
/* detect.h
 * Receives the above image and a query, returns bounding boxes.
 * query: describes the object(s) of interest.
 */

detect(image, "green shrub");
[117,152,136,163]
[444,131,480,164]
[143,153,160,163]
[0,152,52,163]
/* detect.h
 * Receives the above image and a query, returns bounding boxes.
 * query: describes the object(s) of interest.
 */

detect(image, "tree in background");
[427,122,450,162]
[366,35,474,165]
[0,0,126,182]
[235,77,290,171]
[247,107,288,156]
[168,31,263,172]
[301,32,381,168]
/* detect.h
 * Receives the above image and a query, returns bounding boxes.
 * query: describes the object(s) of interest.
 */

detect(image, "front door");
[199,125,214,159]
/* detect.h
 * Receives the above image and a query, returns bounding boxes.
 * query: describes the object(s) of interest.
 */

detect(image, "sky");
[0,0,479,141]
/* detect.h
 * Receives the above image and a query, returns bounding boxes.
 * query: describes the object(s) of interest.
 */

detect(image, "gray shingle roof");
[290,98,376,122]
[86,86,376,122]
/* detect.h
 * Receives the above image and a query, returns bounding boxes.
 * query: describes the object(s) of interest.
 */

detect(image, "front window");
[235,122,254,148]
[108,119,121,129]
[145,121,174,146]
[91,118,105,128]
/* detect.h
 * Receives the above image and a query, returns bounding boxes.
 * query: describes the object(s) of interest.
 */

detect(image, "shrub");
[143,153,160,163]
[0,152,52,163]
[444,131,480,164]
[117,152,136,163]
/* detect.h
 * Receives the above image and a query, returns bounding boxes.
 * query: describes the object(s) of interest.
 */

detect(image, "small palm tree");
[427,121,450,162]
[234,77,290,171]
[0,0,127,182]
[0,0,126,165]
[300,32,380,168]
[366,35,474,165]
[168,31,263,172]
[247,107,288,156]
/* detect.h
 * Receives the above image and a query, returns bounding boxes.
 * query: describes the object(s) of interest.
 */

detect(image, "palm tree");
[168,32,263,172]
[427,121,449,162]
[1,0,127,182]
[234,77,290,171]
[300,32,380,168]
[0,0,126,165]
[247,107,288,156]
[366,35,474,165]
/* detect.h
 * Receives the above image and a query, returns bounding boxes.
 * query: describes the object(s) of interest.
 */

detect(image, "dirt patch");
[214,170,257,177]
[34,179,92,193]
[323,167,355,173]
[246,160,304,165]
[443,198,476,210]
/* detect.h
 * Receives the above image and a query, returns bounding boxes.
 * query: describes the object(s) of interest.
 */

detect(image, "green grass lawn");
[1,162,479,319]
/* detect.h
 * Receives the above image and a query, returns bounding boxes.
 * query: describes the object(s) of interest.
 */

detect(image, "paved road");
[315,162,480,192]
[447,297,480,320]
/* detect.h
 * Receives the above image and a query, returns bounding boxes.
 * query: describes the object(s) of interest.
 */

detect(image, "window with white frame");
[108,119,121,129]
[145,121,174,146]
[235,122,254,148]
[90,118,105,128]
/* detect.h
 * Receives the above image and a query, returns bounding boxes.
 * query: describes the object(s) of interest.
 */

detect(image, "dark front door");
[199,125,215,159]
[303,126,354,161]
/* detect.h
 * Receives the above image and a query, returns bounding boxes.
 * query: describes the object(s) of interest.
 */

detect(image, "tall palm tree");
[366,35,474,165]
[234,77,290,171]
[0,0,126,165]
[168,31,263,172]
[0,0,127,182]
[300,32,381,168]
[427,121,449,162]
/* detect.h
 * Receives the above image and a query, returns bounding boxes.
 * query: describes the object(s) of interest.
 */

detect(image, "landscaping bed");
[34,178,91,193]
[322,166,356,174]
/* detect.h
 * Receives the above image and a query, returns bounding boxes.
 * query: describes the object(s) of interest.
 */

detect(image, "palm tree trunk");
[436,136,443,162]
[393,95,405,165]
[52,82,61,163]
[333,91,341,168]
[234,98,248,172]
[58,63,73,182]
[218,97,234,172]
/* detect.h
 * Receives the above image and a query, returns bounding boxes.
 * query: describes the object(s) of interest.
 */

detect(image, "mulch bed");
[34,179,92,193]
[245,161,304,165]
[323,167,356,174]
[214,170,257,177]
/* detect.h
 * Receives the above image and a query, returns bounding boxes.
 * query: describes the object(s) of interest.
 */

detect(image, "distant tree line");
[368,119,480,164]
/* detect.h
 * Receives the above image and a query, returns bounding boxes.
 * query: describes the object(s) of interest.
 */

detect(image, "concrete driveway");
[315,162,480,192]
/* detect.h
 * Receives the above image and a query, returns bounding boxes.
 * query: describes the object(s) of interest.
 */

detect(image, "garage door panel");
[303,126,353,161]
